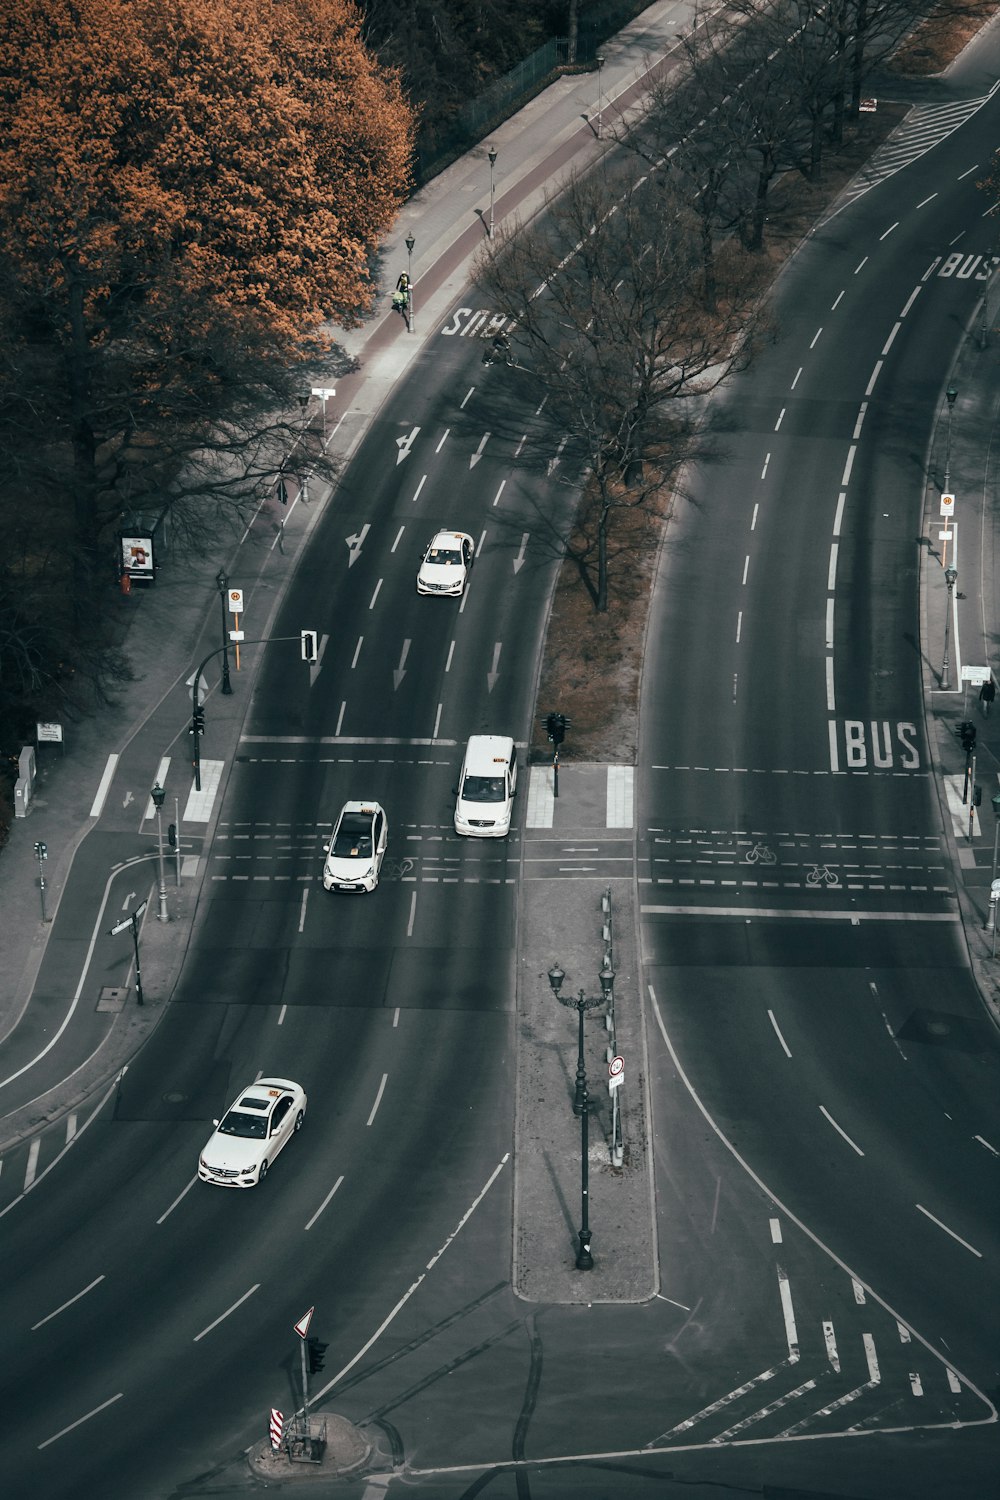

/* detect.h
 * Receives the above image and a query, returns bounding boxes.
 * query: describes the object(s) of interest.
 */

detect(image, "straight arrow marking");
[346,523,370,566]
[513,533,529,574]
[393,640,411,691]
[487,642,502,693]
[470,433,491,469]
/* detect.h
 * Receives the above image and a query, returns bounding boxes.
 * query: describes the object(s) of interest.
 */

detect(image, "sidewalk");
[923,315,1000,1028]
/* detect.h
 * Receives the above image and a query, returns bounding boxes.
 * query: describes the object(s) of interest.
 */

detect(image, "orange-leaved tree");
[0,0,412,722]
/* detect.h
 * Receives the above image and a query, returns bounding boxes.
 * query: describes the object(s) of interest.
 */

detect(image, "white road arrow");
[345,523,370,567]
[470,433,491,470]
[547,434,568,476]
[393,639,411,691]
[121,891,136,910]
[487,641,502,693]
[513,533,529,574]
[396,427,420,465]
[122,791,134,810]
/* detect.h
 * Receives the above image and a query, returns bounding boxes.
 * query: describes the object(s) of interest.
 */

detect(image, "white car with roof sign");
[454,734,517,837]
[416,530,475,596]
[323,800,388,892]
[198,1077,306,1187]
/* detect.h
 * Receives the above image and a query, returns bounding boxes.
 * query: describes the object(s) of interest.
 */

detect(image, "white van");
[454,735,517,837]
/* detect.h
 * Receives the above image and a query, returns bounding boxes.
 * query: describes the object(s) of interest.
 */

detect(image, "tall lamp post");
[990,792,1000,883]
[405,234,415,335]
[150,782,169,922]
[596,55,606,139]
[488,146,498,239]
[548,962,616,1271]
[941,565,957,690]
[216,568,233,694]
[943,384,958,492]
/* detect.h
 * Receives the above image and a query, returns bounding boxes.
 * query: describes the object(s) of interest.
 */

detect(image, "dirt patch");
[532,12,990,767]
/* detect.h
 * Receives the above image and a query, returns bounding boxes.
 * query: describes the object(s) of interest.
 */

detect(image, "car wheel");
[294,1111,304,1133]
[258,1160,268,1184]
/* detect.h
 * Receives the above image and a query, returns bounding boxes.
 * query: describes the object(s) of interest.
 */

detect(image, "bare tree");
[476,168,768,610]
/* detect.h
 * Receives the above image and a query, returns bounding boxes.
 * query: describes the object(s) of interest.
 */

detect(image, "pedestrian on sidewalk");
[980,677,996,716]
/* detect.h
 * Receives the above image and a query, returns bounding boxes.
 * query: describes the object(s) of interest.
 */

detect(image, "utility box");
[14,776,30,817]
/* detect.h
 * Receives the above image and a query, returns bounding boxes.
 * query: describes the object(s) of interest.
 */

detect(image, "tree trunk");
[65,270,100,605]
[567,0,578,65]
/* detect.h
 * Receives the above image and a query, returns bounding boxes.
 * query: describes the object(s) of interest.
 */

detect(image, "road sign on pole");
[293,1307,314,1340]
[608,1055,624,1090]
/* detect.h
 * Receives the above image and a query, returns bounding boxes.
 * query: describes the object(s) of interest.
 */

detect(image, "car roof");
[338,800,382,818]
[462,734,514,773]
[427,531,469,547]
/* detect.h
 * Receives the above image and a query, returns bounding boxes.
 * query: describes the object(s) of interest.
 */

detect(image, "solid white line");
[841,445,856,486]
[335,702,346,737]
[156,1174,199,1226]
[38,1392,123,1449]
[90,754,120,818]
[193,1284,260,1342]
[317,1154,509,1400]
[750,503,759,531]
[24,1138,41,1190]
[769,1217,782,1243]
[881,321,900,354]
[277,1003,288,1026]
[298,887,309,933]
[736,611,742,644]
[445,641,455,673]
[411,474,427,504]
[865,359,883,396]
[827,542,838,591]
[305,1174,344,1232]
[641,904,958,921]
[436,428,450,453]
[32,1276,106,1330]
[826,656,836,713]
[66,1113,77,1143]
[391,525,405,553]
[915,1202,982,1257]
[407,891,417,937]
[825,597,834,647]
[432,703,443,740]
[974,1134,998,1157]
[0,872,153,1097]
[351,636,363,669]
[366,1073,388,1126]
[767,1009,791,1057]
[829,718,840,772]
[809,326,822,349]
[369,579,383,609]
[819,1105,864,1156]
[742,555,749,585]
[493,480,506,507]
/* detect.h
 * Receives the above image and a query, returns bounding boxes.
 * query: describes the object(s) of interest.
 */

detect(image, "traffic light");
[191,706,205,737]
[956,720,976,752]
[34,841,47,859]
[544,712,570,745]
[301,629,318,664]
[167,823,177,848]
[974,786,983,807]
[307,1337,327,1374]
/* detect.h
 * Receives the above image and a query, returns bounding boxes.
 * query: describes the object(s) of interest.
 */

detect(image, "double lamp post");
[547,961,615,1271]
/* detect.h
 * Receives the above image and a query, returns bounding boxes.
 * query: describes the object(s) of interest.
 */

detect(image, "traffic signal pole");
[188,634,317,791]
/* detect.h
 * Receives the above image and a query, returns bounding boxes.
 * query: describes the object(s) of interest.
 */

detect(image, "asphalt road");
[2,27,1000,1500]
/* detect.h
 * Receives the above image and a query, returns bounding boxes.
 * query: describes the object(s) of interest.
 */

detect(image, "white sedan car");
[416,530,475,596]
[198,1078,306,1188]
[323,800,388,892]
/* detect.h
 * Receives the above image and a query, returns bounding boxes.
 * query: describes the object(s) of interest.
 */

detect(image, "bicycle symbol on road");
[382,856,415,881]
[805,864,840,888]
[744,842,777,865]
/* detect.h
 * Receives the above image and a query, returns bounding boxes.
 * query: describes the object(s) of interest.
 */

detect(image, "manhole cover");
[97,986,128,1012]
[163,1091,188,1105]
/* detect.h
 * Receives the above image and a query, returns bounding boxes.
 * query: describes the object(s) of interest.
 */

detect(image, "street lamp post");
[150,782,169,922]
[943,384,958,492]
[33,840,49,923]
[405,234,415,335]
[548,962,616,1271]
[216,568,233,695]
[941,565,957,690]
[488,147,498,239]
[596,55,606,139]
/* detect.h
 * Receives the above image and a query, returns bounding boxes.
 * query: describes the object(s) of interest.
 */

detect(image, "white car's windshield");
[332,814,373,858]
[462,774,505,803]
[219,1110,267,1139]
[426,547,462,565]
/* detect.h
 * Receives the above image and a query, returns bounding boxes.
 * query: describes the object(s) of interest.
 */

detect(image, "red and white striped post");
[269,1408,284,1452]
